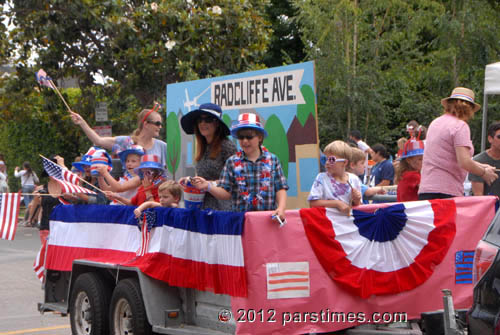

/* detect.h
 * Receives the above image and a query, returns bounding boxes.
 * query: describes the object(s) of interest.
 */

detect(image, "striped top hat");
[230,113,268,138]
[86,147,113,176]
[398,139,424,160]
[72,154,92,172]
[134,154,165,175]
[441,87,481,112]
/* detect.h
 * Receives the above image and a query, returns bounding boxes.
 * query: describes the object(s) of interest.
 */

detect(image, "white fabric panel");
[326,201,435,272]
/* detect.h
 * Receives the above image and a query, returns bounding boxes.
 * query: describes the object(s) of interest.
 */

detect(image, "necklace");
[233,146,271,208]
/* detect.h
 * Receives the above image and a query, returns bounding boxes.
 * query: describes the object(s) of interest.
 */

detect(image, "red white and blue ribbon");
[300,199,456,298]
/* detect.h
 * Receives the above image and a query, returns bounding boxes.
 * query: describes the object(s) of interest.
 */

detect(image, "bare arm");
[103,191,132,205]
[272,189,287,220]
[191,177,231,200]
[134,201,162,218]
[309,199,350,215]
[95,165,141,192]
[471,181,485,196]
[70,111,116,149]
[456,146,498,185]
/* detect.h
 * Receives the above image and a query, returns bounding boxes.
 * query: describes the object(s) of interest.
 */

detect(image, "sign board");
[166,62,318,209]
[92,125,112,137]
[95,102,108,122]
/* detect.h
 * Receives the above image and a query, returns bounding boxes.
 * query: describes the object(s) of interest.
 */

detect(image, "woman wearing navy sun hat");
[180,103,236,210]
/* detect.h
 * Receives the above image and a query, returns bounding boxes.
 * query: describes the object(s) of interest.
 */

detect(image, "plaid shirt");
[218,148,288,212]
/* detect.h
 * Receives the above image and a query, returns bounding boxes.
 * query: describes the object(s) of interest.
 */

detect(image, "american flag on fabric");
[33,239,47,282]
[35,69,54,89]
[42,156,95,195]
[137,211,156,256]
[45,204,247,297]
[0,193,21,241]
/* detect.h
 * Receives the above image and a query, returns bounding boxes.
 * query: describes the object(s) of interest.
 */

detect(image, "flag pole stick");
[48,79,73,113]
[39,154,105,193]
[39,154,127,205]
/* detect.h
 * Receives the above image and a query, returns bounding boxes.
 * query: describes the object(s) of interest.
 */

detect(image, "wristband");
[207,182,211,192]
[481,166,486,177]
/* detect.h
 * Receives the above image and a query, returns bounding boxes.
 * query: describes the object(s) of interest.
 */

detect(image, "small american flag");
[0,193,21,241]
[455,250,475,284]
[33,238,47,282]
[35,69,54,89]
[266,262,310,299]
[136,211,156,256]
[42,156,96,195]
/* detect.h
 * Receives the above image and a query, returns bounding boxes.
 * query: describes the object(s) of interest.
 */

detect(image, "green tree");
[8,0,271,106]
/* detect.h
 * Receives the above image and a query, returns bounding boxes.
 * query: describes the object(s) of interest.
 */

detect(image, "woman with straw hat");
[418,87,498,200]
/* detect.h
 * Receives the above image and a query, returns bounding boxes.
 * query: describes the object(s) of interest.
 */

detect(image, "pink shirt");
[419,114,473,197]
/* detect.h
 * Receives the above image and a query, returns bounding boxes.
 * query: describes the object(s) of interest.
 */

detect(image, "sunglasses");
[147,120,163,127]
[237,134,256,141]
[326,156,346,164]
[197,115,217,124]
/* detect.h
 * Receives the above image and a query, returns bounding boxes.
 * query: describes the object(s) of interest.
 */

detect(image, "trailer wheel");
[110,278,152,335]
[70,272,111,335]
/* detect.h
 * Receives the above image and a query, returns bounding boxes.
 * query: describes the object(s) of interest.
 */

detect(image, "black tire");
[70,272,112,335]
[109,278,152,335]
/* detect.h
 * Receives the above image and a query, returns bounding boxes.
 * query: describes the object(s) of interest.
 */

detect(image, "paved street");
[0,225,70,334]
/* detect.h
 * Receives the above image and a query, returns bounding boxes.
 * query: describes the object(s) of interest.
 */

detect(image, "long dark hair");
[194,121,225,162]
[23,161,33,176]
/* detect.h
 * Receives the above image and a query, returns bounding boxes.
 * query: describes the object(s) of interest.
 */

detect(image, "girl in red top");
[396,139,424,202]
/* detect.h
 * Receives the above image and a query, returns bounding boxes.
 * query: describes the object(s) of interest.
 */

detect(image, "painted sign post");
[166,61,318,208]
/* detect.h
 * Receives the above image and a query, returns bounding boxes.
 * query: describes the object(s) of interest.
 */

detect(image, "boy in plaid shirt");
[192,113,288,222]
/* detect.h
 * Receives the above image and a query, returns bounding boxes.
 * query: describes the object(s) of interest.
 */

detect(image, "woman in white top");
[0,161,8,193]
[14,161,39,207]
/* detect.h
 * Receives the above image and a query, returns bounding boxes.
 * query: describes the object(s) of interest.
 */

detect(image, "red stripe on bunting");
[125,252,248,297]
[300,199,456,298]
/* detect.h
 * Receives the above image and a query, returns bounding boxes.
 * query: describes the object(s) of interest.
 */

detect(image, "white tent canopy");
[481,62,500,151]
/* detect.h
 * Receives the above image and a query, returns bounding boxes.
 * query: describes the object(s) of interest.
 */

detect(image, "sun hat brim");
[118,149,144,163]
[180,110,230,136]
[133,162,165,175]
[398,148,424,160]
[231,124,268,138]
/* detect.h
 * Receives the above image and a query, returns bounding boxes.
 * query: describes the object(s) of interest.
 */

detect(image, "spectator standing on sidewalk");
[15,162,39,224]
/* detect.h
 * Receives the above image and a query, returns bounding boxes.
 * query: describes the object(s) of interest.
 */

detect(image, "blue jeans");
[22,184,35,207]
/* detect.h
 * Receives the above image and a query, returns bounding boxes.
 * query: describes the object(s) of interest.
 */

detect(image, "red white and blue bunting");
[300,199,456,298]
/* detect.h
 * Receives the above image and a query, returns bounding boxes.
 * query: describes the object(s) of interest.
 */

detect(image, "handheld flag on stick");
[35,69,73,113]
[0,192,21,241]
[41,155,97,195]
[33,237,47,282]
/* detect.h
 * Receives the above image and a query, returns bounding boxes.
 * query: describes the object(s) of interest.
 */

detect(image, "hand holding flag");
[35,68,73,113]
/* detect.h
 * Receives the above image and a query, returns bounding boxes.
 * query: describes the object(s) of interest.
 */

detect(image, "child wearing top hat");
[107,154,165,206]
[192,113,288,222]
[396,139,424,202]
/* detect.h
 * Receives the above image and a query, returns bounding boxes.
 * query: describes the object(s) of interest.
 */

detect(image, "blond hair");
[350,148,365,165]
[323,140,352,162]
[131,109,161,143]
[397,137,407,150]
[158,180,183,200]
